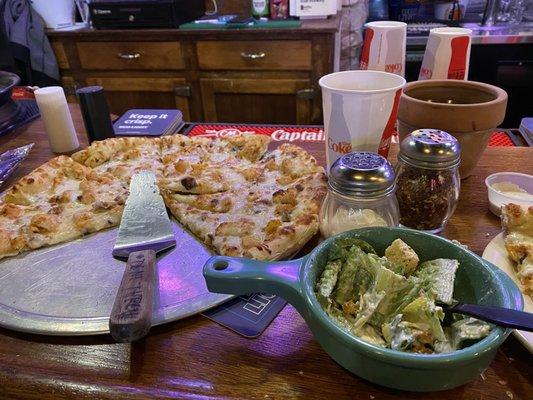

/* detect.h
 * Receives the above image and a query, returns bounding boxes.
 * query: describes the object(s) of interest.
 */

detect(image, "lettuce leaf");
[328,237,376,262]
[352,290,386,331]
[401,296,446,342]
[357,324,387,347]
[415,259,459,305]
[333,245,378,304]
[316,259,342,298]
[451,317,491,350]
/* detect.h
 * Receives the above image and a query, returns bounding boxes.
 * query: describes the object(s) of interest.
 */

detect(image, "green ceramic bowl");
[203,227,523,392]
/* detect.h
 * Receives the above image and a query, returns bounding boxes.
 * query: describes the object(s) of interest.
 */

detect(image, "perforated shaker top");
[399,129,461,169]
[328,152,396,197]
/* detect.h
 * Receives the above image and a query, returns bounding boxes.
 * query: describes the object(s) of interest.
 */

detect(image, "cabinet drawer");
[77,42,184,70]
[197,41,312,71]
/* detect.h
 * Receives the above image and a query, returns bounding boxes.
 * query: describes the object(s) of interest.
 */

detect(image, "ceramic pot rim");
[401,79,508,109]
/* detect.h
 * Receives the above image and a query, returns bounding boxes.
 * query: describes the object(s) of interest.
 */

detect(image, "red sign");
[188,125,325,143]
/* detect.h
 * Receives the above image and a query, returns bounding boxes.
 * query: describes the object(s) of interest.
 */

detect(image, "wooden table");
[0,106,531,399]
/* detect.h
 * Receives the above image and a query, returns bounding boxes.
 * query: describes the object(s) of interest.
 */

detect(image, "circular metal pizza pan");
[0,221,233,335]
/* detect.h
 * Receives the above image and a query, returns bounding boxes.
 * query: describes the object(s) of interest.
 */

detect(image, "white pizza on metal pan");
[0,134,326,261]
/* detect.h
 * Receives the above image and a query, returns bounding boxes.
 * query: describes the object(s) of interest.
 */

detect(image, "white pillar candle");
[34,86,80,154]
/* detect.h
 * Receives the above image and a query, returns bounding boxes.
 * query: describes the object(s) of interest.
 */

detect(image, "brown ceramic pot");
[397,80,508,178]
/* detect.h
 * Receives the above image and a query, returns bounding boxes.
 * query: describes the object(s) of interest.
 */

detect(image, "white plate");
[482,232,533,352]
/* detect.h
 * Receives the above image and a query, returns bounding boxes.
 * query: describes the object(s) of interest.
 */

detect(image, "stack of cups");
[419,27,473,80]
[359,21,407,77]
[319,71,406,171]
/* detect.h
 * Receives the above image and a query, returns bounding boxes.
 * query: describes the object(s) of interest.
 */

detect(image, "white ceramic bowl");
[485,172,533,216]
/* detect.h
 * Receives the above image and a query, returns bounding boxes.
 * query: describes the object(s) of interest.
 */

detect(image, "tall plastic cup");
[359,21,407,77]
[319,70,406,171]
[419,27,472,80]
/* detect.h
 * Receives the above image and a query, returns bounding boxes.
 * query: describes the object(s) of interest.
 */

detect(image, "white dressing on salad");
[315,237,492,354]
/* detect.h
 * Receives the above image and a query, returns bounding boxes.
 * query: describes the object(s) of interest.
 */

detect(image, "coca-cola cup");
[319,70,406,171]
[419,27,472,80]
[360,21,407,77]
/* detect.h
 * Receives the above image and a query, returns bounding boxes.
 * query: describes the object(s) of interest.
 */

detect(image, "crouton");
[385,239,419,275]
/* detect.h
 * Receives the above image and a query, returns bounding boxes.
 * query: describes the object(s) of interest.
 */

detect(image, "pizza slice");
[158,133,270,194]
[163,172,327,260]
[0,156,128,260]
[259,143,325,185]
[72,137,163,184]
[501,203,533,296]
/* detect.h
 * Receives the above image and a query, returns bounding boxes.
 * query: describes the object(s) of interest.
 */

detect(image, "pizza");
[160,137,326,259]
[158,133,270,194]
[0,134,326,261]
[501,203,533,297]
[0,156,128,260]
[164,171,326,260]
[71,136,163,185]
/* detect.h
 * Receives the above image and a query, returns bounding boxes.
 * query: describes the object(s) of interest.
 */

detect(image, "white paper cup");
[359,21,407,77]
[319,71,406,171]
[419,27,472,81]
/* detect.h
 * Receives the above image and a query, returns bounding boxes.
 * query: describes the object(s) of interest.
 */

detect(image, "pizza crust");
[0,134,326,262]
[501,203,533,297]
[72,137,163,184]
[0,156,128,260]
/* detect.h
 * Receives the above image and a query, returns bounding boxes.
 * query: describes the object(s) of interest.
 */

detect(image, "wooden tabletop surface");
[0,105,532,399]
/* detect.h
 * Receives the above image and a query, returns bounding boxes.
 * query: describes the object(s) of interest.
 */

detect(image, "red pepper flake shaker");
[396,129,461,233]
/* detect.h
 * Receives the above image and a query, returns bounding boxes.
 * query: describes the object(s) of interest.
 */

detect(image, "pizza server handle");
[109,249,156,342]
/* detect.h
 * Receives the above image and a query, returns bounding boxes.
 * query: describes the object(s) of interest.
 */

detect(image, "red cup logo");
[419,67,433,79]
[328,137,352,154]
[385,63,403,74]
[378,88,402,158]
[359,28,374,70]
[448,36,470,80]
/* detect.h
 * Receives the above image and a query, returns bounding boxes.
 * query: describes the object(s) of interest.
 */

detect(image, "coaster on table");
[114,109,183,136]
[202,294,287,338]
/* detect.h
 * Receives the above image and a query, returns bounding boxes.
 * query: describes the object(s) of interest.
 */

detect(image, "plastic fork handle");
[451,303,533,331]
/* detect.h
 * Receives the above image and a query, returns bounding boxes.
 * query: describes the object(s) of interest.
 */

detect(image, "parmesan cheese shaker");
[319,152,399,238]
[34,86,79,154]
[395,129,461,233]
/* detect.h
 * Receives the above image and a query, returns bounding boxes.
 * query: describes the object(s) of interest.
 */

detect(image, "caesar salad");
[315,237,491,354]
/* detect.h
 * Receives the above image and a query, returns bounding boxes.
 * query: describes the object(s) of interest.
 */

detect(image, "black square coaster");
[202,294,287,338]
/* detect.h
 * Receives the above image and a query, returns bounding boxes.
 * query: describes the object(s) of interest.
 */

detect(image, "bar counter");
[0,106,531,399]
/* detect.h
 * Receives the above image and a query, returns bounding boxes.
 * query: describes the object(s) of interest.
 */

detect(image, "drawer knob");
[174,85,191,97]
[296,89,315,100]
[117,52,141,60]
[240,51,266,60]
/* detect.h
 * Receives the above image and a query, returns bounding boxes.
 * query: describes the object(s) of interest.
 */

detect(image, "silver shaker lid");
[399,129,461,169]
[328,152,396,197]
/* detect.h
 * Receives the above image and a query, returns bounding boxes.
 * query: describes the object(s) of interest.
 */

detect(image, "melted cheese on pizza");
[501,203,533,296]
[0,156,128,260]
[0,134,326,262]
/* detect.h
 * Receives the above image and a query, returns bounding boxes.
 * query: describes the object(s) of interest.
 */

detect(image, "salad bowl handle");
[203,256,306,308]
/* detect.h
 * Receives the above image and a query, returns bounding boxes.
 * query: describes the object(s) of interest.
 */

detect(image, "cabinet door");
[200,78,313,125]
[85,77,191,121]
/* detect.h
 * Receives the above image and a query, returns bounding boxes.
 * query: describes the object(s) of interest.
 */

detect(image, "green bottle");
[251,0,269,18]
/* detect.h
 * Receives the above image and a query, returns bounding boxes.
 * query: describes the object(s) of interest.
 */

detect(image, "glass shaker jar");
[320,152,399,238]
[396,129,461,233]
